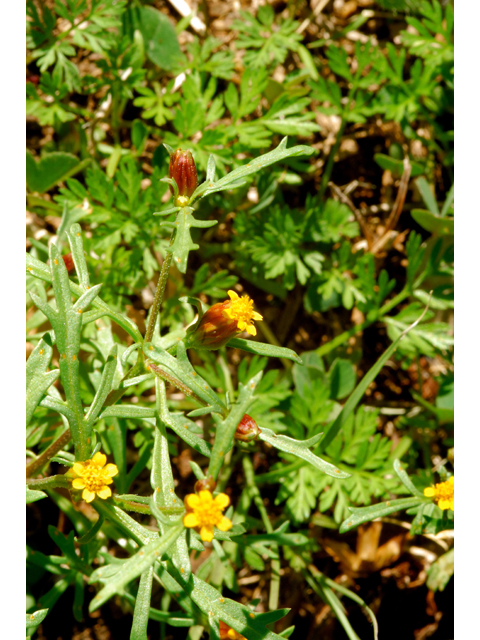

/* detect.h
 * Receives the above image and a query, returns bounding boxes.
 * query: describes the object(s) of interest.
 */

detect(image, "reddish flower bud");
[186,290,263,350]
[62,253,75,273]
[169,149,198,204]
[194,475,217,494]
[234,414,260,442]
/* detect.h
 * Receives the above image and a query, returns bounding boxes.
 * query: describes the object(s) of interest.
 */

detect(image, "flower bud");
[234,414,260,442]
[194,475,217,494]
[169,149,198,205]
[186,290,263,350]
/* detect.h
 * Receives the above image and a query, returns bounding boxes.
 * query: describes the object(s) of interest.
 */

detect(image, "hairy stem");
[27,475,69,490]
[144,245,174,344]
[26,428,72,478]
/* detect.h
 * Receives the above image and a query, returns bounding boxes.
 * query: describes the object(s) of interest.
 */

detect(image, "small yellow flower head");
[224,290,263,336]
[187,290,263,350]
[183,490,232,542]
[66,452,118,503]
[424,476,454,511]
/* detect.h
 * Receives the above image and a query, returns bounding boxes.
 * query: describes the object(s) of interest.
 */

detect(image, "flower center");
[194,501,224,527]
[226,295,256,324]
[82,462,108,492]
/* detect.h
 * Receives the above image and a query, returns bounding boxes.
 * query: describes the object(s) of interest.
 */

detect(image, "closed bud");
[169,149,198,205]
[234,414,260,442]
[194,475,216,494]
[186,290,263,350]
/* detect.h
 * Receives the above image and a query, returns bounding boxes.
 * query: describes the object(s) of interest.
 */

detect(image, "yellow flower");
[186,290,263,350]
[223,290,263,336]
[424,476,454,511]
[66,452,118,503]
[183,490,232,542]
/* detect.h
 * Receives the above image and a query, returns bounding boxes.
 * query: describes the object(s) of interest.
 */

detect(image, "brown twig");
[328,182,375,250]
[26,428,72,478]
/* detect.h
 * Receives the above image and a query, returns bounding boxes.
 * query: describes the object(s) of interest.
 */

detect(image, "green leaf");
[374,153,423,178]
[426,548,454,592]
[84,344,118,428]
[415,177,439,215]
[26,368,60,426]
[410,209,454,235]
[208,372,263,480]
[191,137,315,202]
[26,488,48,504]
[328,358,356,400]
[137,7,182,71]
[89,521,184,611]
[26,150,81,193]
[258,429,350,479]
[226,337,303,364]
[144,341,226,417]
[26,609,49,628]
[339,497,423,533]
[161,206,217,273]
[319,302,433,451]
[393,459,424,498]
[130,566,154,640]
[65,223,90,288]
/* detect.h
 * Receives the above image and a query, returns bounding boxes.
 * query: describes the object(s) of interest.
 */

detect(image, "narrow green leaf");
[339,497,424,533]
[440,183,454,217]
[226,337,303,364]
[208,371,262,480]
[26,334,54,387]
[101,405,156,420]
[320,303,432,451]
[416,177,439,215]
[26,369,60,426]
[85,344,118,428]
[410,209,454,235]
[393,459,424,498]
[26,609,49,628]
[89,521,184,612]
[26,488,48,504]
[191,137,314,201]
[130,566,154,640]
[144,341,226,416]
[258,429,351,479]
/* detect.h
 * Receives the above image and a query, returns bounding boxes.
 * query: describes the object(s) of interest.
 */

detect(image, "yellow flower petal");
[72,462,86,476]
[82,489,96,503]
[72,478,86,490]
[252,311,263,321]
[104,464,119,477]
[214,493,230,509]
[228,290,239,300]
[200,526,214,542]
[184,513,199,528]
[198,490,213,504]
[246,324,256,336]
[237,319,247,331]
[185,493,200,509]
[96,487,112,500]
[92,452,107,467]
[217,516,232,532]
[424,487,435,497]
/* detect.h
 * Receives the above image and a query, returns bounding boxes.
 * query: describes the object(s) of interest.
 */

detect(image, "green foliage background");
[26,1,453,639]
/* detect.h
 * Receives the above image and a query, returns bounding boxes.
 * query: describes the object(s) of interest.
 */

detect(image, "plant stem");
[242,456,281,611]
[144,246,174,344]
[26,428,72,478]
[27,475,69,490]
